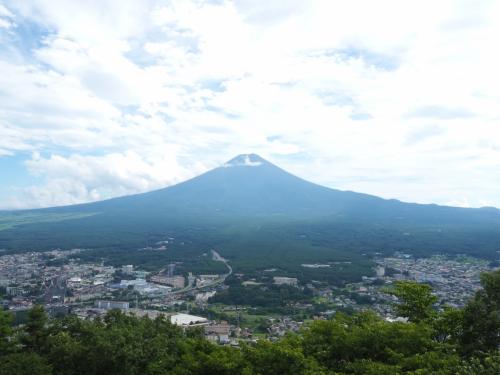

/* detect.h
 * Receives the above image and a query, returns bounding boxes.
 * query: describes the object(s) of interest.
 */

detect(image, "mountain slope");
[36,153,500,224]
[49,153,385,218]
[1,154,500,277]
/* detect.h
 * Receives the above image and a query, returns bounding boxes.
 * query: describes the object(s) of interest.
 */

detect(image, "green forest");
[2,214,499,286]
[1,270,500,374]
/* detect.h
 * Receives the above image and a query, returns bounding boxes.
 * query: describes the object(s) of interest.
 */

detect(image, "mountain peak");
[223,154,269,168]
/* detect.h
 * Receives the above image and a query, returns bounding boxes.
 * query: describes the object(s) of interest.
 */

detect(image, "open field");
[0,212,97,231]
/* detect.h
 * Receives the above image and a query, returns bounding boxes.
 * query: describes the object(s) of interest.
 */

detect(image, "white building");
[273,277,298,287]
[195,291,216,304]
[135,283,171,296]
[122,265,134,275]
[376,265,386,277]
[170,313,208,327]
[96,300,129,310]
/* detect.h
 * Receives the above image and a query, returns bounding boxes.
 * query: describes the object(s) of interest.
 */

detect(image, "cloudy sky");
[0,0,499,209]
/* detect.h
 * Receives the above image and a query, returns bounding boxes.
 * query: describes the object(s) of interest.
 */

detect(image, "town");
[0,247,497,346]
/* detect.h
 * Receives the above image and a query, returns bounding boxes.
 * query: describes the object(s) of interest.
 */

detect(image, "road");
[212,249,232,276]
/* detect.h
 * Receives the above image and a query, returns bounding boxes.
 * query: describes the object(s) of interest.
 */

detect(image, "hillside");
[1,154,500,282]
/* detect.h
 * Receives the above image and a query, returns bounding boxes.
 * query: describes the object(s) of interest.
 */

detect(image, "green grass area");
[312,296,331,305]
[208,304,278,329]
[0,212,97,231]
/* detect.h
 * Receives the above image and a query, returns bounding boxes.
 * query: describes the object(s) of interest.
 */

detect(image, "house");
[205,322,231,344]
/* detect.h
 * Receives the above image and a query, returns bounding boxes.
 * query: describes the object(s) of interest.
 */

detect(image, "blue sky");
[0,0,499,209]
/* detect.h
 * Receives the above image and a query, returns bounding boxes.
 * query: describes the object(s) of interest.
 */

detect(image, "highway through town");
[171,249,232,295]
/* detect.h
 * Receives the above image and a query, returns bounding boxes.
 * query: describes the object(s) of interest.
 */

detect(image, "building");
[166,263,176,277]
[198,274,219,280]
[95,300,129,310]
[151,275,185,289]
[134,283,171,296]
[205,322,231,343]
[375,265,386,277]
[6,286,26,296]
[195,291,216,304]
[187,272,196,286]
[170,313,208,327]
[134,270,149,279]
[119,279,148,288]
[122,265,134,275]
[273,277,298,287]
[116,279,171,295]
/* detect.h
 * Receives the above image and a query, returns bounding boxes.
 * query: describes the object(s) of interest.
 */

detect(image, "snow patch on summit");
[223,154,264,168]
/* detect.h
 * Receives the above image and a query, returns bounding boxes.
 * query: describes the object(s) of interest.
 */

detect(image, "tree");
[457,354,500,374]
[460,269,500,355]
[302,311,456,373]
[23,305,48,353]
[0,353,52,375]
[432,306,463,344]
[244,337,325,375]
[391,281,437,323]
[0,308,13,354]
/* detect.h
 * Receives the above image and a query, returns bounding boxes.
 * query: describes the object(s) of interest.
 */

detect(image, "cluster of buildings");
[0,249,227,315]
[2,246,498,343]
[313,254,497,320]
[111,279,172,296]
[266,317,303,337]
[380,254,493,307]
[0,249,114,308]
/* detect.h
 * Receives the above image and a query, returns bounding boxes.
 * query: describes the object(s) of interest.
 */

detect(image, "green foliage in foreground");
[1,270,500,374]
[390,281,438,323]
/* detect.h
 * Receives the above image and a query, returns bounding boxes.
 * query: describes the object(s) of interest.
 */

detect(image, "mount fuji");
[1,154,500,275]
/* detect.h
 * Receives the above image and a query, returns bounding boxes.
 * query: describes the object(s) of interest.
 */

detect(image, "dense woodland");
[2,212,500,286]
[1,270,500,374]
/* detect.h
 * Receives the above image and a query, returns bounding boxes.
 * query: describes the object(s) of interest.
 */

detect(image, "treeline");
[1,270,500,374]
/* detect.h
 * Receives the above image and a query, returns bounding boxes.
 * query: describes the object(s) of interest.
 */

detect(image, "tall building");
[376,265,386,277]
[167,263,176,277]
[122,265,134,275]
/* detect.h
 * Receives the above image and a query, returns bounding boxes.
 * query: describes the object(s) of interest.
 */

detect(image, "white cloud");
[0,4,14,29]
[4,150,204,209]
[1,0,500,208]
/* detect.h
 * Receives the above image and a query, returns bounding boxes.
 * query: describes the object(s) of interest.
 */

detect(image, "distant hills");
[1,154,499,283]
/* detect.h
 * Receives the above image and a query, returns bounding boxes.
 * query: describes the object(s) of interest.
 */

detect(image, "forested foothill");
[1,269,500,374]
